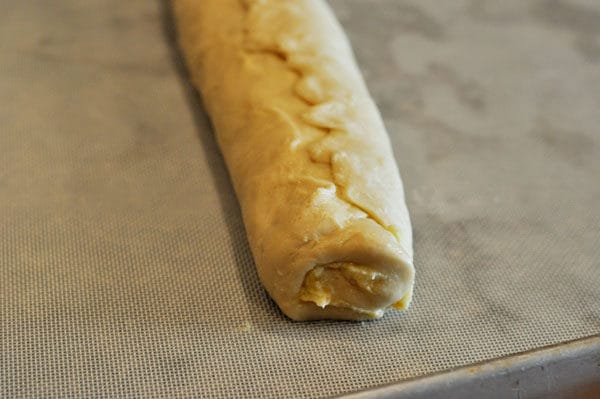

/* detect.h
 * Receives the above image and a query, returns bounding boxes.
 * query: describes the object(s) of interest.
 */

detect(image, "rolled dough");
[173,0,415,320]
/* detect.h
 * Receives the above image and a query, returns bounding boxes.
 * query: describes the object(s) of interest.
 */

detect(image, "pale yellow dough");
[173,0,415,320]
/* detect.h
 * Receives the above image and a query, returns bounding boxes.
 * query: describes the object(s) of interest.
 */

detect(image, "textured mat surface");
[1,0,599,397]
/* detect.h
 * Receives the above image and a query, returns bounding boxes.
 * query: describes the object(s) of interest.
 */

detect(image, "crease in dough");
[242,0,402,244]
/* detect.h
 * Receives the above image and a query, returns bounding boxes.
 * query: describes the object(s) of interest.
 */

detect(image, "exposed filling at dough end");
[392,287,413,310]
[298,262,403,316]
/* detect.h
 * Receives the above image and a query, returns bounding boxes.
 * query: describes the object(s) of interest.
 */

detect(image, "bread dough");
[173,0,415,320]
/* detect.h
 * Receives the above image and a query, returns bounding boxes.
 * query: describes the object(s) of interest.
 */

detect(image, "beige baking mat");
[1,0,599,397]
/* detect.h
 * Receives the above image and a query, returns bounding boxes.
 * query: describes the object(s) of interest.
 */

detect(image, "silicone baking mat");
[1,0,599,397]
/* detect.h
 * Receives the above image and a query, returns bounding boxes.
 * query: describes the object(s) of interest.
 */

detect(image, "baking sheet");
[343,336,600,399]
[1,0,599,398]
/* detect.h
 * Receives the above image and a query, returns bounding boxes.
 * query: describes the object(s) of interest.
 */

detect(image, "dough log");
[173,0,415,320]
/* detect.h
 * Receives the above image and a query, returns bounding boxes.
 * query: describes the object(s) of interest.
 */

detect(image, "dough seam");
[240,0,400,244]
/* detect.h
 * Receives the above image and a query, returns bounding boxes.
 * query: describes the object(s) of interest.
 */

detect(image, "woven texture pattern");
[1,0,599,397]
